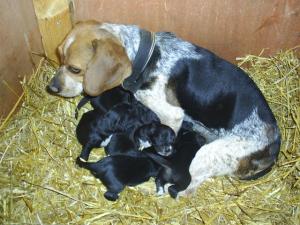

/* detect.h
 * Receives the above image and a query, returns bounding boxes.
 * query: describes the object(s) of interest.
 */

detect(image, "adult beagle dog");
[48,21,281,196]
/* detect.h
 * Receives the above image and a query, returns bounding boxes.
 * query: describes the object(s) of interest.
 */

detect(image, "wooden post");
[33,0,73,65]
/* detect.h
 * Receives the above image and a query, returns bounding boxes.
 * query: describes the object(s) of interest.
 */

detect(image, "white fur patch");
[135,76,184,133]
[156,186,165,196]
[138,139,151,150]
[100,135,113,147]
[60,73,83,97]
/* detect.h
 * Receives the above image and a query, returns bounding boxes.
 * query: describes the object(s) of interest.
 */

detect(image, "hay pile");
[0,48,299,224]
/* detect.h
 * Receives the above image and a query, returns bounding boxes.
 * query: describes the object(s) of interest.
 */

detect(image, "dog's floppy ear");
[83,38,132,96]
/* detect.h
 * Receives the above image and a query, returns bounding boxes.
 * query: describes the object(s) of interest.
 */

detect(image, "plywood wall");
[1,0,299,118]
[33,0,73,63]
[73,0,300,63]
[0,0,43,118]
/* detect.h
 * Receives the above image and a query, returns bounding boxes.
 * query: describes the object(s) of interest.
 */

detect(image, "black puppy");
[77,112,137,156]
[105,133,137,155]
[134,123,176,156]
[75,86,133,118]
[76,148,165,201]
[76,101,163,161]
[150,129,206,198]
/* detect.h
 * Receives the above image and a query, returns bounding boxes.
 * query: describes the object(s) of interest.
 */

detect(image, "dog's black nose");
[47,77,61,93]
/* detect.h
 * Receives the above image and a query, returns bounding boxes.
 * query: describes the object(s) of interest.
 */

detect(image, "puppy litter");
[0,48,299,224]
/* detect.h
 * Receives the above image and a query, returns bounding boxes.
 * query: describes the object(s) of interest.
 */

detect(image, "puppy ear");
[84,38,132,96]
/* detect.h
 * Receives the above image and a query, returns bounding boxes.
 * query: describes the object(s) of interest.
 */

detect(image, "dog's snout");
[158,146,174,156]
[48,76,62,93]
[165,146,173,154]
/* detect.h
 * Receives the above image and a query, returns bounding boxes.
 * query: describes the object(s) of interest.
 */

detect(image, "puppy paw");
[156,186,165,196]
[104,191,119,201]
[79,157,87,162]
[75,157,86,167]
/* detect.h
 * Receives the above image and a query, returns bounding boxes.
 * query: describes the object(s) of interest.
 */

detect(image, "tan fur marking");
[52,21,132,97]
[83,38,132,96]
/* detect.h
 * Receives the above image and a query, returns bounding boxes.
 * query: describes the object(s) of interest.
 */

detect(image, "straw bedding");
[0,48,299,224]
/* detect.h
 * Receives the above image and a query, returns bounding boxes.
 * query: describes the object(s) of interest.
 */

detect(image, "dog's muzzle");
[157,146,174,156]
[47,76,62,94]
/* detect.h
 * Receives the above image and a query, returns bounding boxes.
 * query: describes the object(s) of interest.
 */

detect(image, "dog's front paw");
[156,186,165,196]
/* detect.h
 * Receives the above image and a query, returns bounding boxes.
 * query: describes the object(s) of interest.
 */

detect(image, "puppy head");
[151,125,176,156]
[48,21,132,97]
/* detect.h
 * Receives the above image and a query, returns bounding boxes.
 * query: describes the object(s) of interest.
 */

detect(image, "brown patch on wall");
[73,0,300,63]
[0,0,43,118]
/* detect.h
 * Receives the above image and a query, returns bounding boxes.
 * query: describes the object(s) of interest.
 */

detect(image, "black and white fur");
[151,129,206,198]
[134,123,176,156]
[98,23,281,196]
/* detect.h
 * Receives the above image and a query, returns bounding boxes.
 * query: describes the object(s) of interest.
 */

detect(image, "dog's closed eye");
[67,65,81,74]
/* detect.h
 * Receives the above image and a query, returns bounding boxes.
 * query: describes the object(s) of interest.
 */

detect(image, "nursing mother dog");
[48,21,281,196]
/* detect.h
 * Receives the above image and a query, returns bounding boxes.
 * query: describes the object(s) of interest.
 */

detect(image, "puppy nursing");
[76,99,177,161]
[75,86,202,200]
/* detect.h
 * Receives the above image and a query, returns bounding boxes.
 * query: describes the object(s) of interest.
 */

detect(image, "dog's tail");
[143,152,172,168]
[75,96,93,119]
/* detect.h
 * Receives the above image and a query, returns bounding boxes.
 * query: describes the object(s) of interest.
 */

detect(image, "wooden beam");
[33,0,73,64]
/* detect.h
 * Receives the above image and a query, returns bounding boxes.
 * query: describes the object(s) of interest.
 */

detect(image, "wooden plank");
[73,0,300,63]
[33,0,73,64]
[0,0,43,118]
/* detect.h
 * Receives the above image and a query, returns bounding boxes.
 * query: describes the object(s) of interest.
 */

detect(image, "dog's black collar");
[122,29,156,93]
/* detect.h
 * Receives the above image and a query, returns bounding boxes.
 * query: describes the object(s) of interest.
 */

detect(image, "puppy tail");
[143,152,171,168]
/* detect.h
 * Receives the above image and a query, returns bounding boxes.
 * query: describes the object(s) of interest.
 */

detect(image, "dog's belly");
[135,76,184,133]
